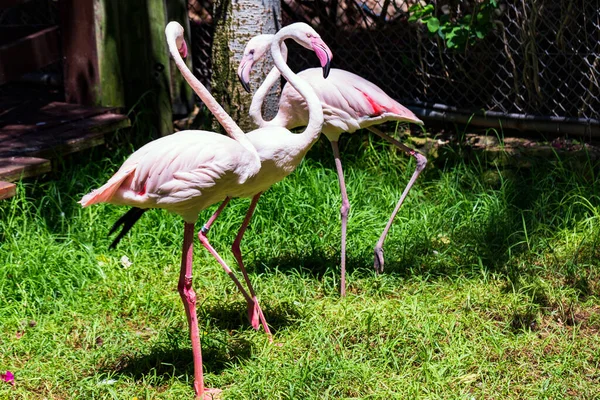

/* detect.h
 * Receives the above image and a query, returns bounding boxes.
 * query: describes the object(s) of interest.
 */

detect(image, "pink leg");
[201,197,230,235]
[231,193,272,341]
[199,197,268,335]
[330,141,350,297]
[367,127,427,274]
[178,222,209,398]
[197,225,255,313]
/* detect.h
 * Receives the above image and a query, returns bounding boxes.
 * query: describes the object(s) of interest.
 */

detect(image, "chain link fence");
[283,0,599,125]
[186,0,599,132]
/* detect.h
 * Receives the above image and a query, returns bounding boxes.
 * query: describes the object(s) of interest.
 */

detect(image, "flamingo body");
[80,130,264,222]
[80,127,310,222]
[239,34,427,293]
[277,68,423,140]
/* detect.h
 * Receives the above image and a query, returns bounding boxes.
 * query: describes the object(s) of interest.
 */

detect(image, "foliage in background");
[409,0,500,49]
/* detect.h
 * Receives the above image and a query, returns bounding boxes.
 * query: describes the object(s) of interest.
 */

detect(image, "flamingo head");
[165,21,188,59]
[237,34,274,93]
[237,23,333,93]
[284,23,332,79]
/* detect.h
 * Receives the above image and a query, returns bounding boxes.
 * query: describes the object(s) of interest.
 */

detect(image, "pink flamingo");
[80,22,332,399]
[238,35,426,295]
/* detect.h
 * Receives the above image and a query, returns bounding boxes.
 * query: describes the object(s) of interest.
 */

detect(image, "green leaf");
[422,4,434,13]
[445,26,461,40]
[427,17,440,33]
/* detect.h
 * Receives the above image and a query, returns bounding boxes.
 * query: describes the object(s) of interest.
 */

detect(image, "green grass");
[1,127,599,399]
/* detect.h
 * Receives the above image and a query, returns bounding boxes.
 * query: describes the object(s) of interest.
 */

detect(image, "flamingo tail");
[79,166,135,207]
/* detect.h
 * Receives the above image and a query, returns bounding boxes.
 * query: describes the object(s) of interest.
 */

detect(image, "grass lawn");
[1,127,599,399]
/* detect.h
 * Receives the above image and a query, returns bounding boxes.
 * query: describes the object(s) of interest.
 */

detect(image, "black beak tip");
[322,59,331,79]
[239,76,252,93]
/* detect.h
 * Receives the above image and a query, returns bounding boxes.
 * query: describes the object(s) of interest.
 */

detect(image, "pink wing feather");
[79,164,136,207]
[277,68,422,137]
[79,131,259,220]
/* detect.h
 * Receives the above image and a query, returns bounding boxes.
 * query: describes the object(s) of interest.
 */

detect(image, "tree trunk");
[211,0,281,132]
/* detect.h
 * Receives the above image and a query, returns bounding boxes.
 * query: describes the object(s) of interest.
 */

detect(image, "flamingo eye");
[249,49,255,55]
[306,33,312,38]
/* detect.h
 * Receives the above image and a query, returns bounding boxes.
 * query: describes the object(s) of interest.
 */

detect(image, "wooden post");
[114,0,173,136]
[93,0,126,108]
[59,0,174,135]
[165,0,194,116]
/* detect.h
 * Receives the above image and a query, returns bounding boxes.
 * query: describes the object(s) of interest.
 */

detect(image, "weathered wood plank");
[0,157,51,182]
[34,114,131,158]
[0,113,130,157]
[0,101,121,137]
[0,26,61,84]
[0,181,16,200]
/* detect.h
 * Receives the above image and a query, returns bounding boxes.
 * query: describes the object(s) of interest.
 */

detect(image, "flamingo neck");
[249,43,289,128]
[166,34,257,156]
[270,30,323,148]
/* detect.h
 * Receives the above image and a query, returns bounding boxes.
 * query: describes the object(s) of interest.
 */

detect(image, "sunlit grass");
[1,127,599,399]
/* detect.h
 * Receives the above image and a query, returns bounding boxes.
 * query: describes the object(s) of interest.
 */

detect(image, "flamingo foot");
[248,298,260,330]
[374,246,384,274]
[194,386,222,400]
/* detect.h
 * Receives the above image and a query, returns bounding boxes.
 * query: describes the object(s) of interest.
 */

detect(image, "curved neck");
[270,31,323,141]
[248,44,288,128]
[166,34,256,153]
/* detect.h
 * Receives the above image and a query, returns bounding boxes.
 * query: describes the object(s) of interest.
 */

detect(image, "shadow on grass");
[246,247,379,281]
[201,299,303,334]
[107,336,252,383]
[104,298,303,385]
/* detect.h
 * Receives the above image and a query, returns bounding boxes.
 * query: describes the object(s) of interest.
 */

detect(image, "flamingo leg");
[201,197,230,235]
[178,222,219,399]
[198,197,269,335]
[197,222,256,316]
[367,126,427,274]
[330,141,350,297]
[231,193,272,341]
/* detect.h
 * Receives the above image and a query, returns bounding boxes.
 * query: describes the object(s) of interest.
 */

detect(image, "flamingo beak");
[310,37,332,79]
[237,54,254,93]
[177,38,188,59]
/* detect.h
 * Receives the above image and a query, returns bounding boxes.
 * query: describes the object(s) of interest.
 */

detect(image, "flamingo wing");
[278,68,422,136]
[81,131,258,217]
